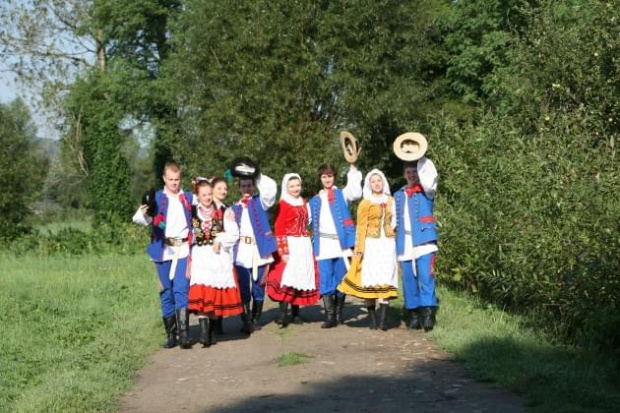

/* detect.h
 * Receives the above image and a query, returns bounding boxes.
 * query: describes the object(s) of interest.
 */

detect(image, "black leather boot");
[367,306,377,330]
[335,295,346,324]
[252,301,264,330]
[162,316,177,348]
[240,302,254,334]
[275,302,289,327]
[321,296,337,329]
[215,316,224,335]
[407,308,422,330]
[199,317,212,347]
[421,306,437,332]
[291,305,302,324]
[209,317,217,345]
[378,303,389,331]
[176,308,191,349]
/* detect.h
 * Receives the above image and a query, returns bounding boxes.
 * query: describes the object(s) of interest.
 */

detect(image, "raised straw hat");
[340,130,361,163]
[393,132,428,161]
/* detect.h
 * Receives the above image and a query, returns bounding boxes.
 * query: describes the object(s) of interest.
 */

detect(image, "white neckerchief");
[280,173,304,206]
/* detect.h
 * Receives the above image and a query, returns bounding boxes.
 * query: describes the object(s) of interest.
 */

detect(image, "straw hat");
[393,132,428,161]
[340,130,361,163]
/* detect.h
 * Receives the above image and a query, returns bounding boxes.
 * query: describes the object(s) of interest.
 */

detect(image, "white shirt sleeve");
[257,174,277,210]
[216,209,240,250]
[342,165,363,204]
[418,157,438,199]
[132,206,151,226]
[306,202,313,226]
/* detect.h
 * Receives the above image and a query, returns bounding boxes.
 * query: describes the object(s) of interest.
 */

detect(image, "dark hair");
[192,177,212,195]
[402,161,418,172]
[211,176,228,189]
[317,163,336,178]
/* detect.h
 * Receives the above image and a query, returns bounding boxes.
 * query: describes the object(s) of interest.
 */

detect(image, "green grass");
[277,352,310,367]
[0,253,162,412]
[426,286,620,413]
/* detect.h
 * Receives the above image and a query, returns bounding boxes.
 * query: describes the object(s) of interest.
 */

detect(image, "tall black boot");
[378,303,389,331]
[240,302,254,334]
[209,317,217,345]
[215,316,224,335]
[367,306,377,330]
[335,295,346,324]
[421,306,437,332]
[407,308,422,330]
[251,301,264,330]
[321,296,337,329]
[176,308,191,349]
[162,316,177,348]
[291,305,302,324]
[199,317,212,348]
[276,302,289,327]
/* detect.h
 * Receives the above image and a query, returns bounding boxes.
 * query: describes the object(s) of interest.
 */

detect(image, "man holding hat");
[393,133,439,331]
[229,158,278,331]
[309,163,363,328]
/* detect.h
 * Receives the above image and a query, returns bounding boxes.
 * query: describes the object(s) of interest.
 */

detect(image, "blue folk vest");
[232,196,278,259]
[147,190,194,261]
[394,187,438,255]
[310,188,356,256]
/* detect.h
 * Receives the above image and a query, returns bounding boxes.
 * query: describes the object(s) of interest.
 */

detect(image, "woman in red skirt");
[266,173,319,326]
[188,179,244,347]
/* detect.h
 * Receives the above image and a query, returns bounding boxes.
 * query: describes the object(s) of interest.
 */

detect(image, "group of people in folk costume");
[133,132,439,350]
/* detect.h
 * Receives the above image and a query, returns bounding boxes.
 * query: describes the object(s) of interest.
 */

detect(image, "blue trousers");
[235,265,266,303]
[155,258,190,318]
[317,257,347,297]
[400,252,437,310]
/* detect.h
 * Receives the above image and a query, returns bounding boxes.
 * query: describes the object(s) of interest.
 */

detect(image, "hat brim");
[229,157,260,179]
[340,131,360,163]
[393,132,428,161]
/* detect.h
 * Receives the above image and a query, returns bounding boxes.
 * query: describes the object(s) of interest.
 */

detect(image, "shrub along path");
[120,299,524,413]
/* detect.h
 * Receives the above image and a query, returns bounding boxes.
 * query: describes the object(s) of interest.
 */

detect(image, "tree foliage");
[0,99,49,238]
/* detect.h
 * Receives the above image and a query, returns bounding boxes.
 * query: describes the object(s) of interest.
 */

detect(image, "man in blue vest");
[232,173,278,332]
[133,161,195,348]
[394,157,439,331]
[310,163,362,328]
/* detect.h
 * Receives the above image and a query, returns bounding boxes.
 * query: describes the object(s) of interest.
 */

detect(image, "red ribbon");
[405,184,423,197]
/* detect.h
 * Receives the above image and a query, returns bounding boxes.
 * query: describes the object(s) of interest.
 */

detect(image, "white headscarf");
[280,173,304,206]
[363,169,391,204]
[417,156,438,199]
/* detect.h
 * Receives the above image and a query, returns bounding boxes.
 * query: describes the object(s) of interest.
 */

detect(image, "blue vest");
[232,196,278,259]
[394,187,438,255]
[146,190,194,261]
[310,188,356,256]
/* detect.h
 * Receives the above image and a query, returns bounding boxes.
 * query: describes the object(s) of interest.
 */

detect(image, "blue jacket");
[394,187,438,255]
[309,188,356,256]
[232,196,278,259]
[147,190,194,261]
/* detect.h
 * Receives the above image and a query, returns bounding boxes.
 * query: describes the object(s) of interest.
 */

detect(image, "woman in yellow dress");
[338,169,398,330]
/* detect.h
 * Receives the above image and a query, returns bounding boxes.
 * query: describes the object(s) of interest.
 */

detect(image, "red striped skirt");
[188,284,243,316]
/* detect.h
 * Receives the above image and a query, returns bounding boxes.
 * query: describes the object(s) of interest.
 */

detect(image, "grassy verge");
[0,253,161,412]
[426,286,620,413]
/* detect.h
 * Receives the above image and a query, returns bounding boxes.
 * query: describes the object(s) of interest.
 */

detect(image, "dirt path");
[120,299,524,413]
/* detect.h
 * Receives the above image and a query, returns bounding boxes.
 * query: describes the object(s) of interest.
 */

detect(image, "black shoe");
[335,295,346,324]
[240,302,254,334]
[407,308,422,330]
[367,306,377,330]
[162,316,178,348]
[321,296,337,329]
[276,302,289,327]
[421,306,437,332]
[176,308,191,349]
[252,301,264,330]
[199,317,212,347]
[291,305,303,324]
[378,303,389,331]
